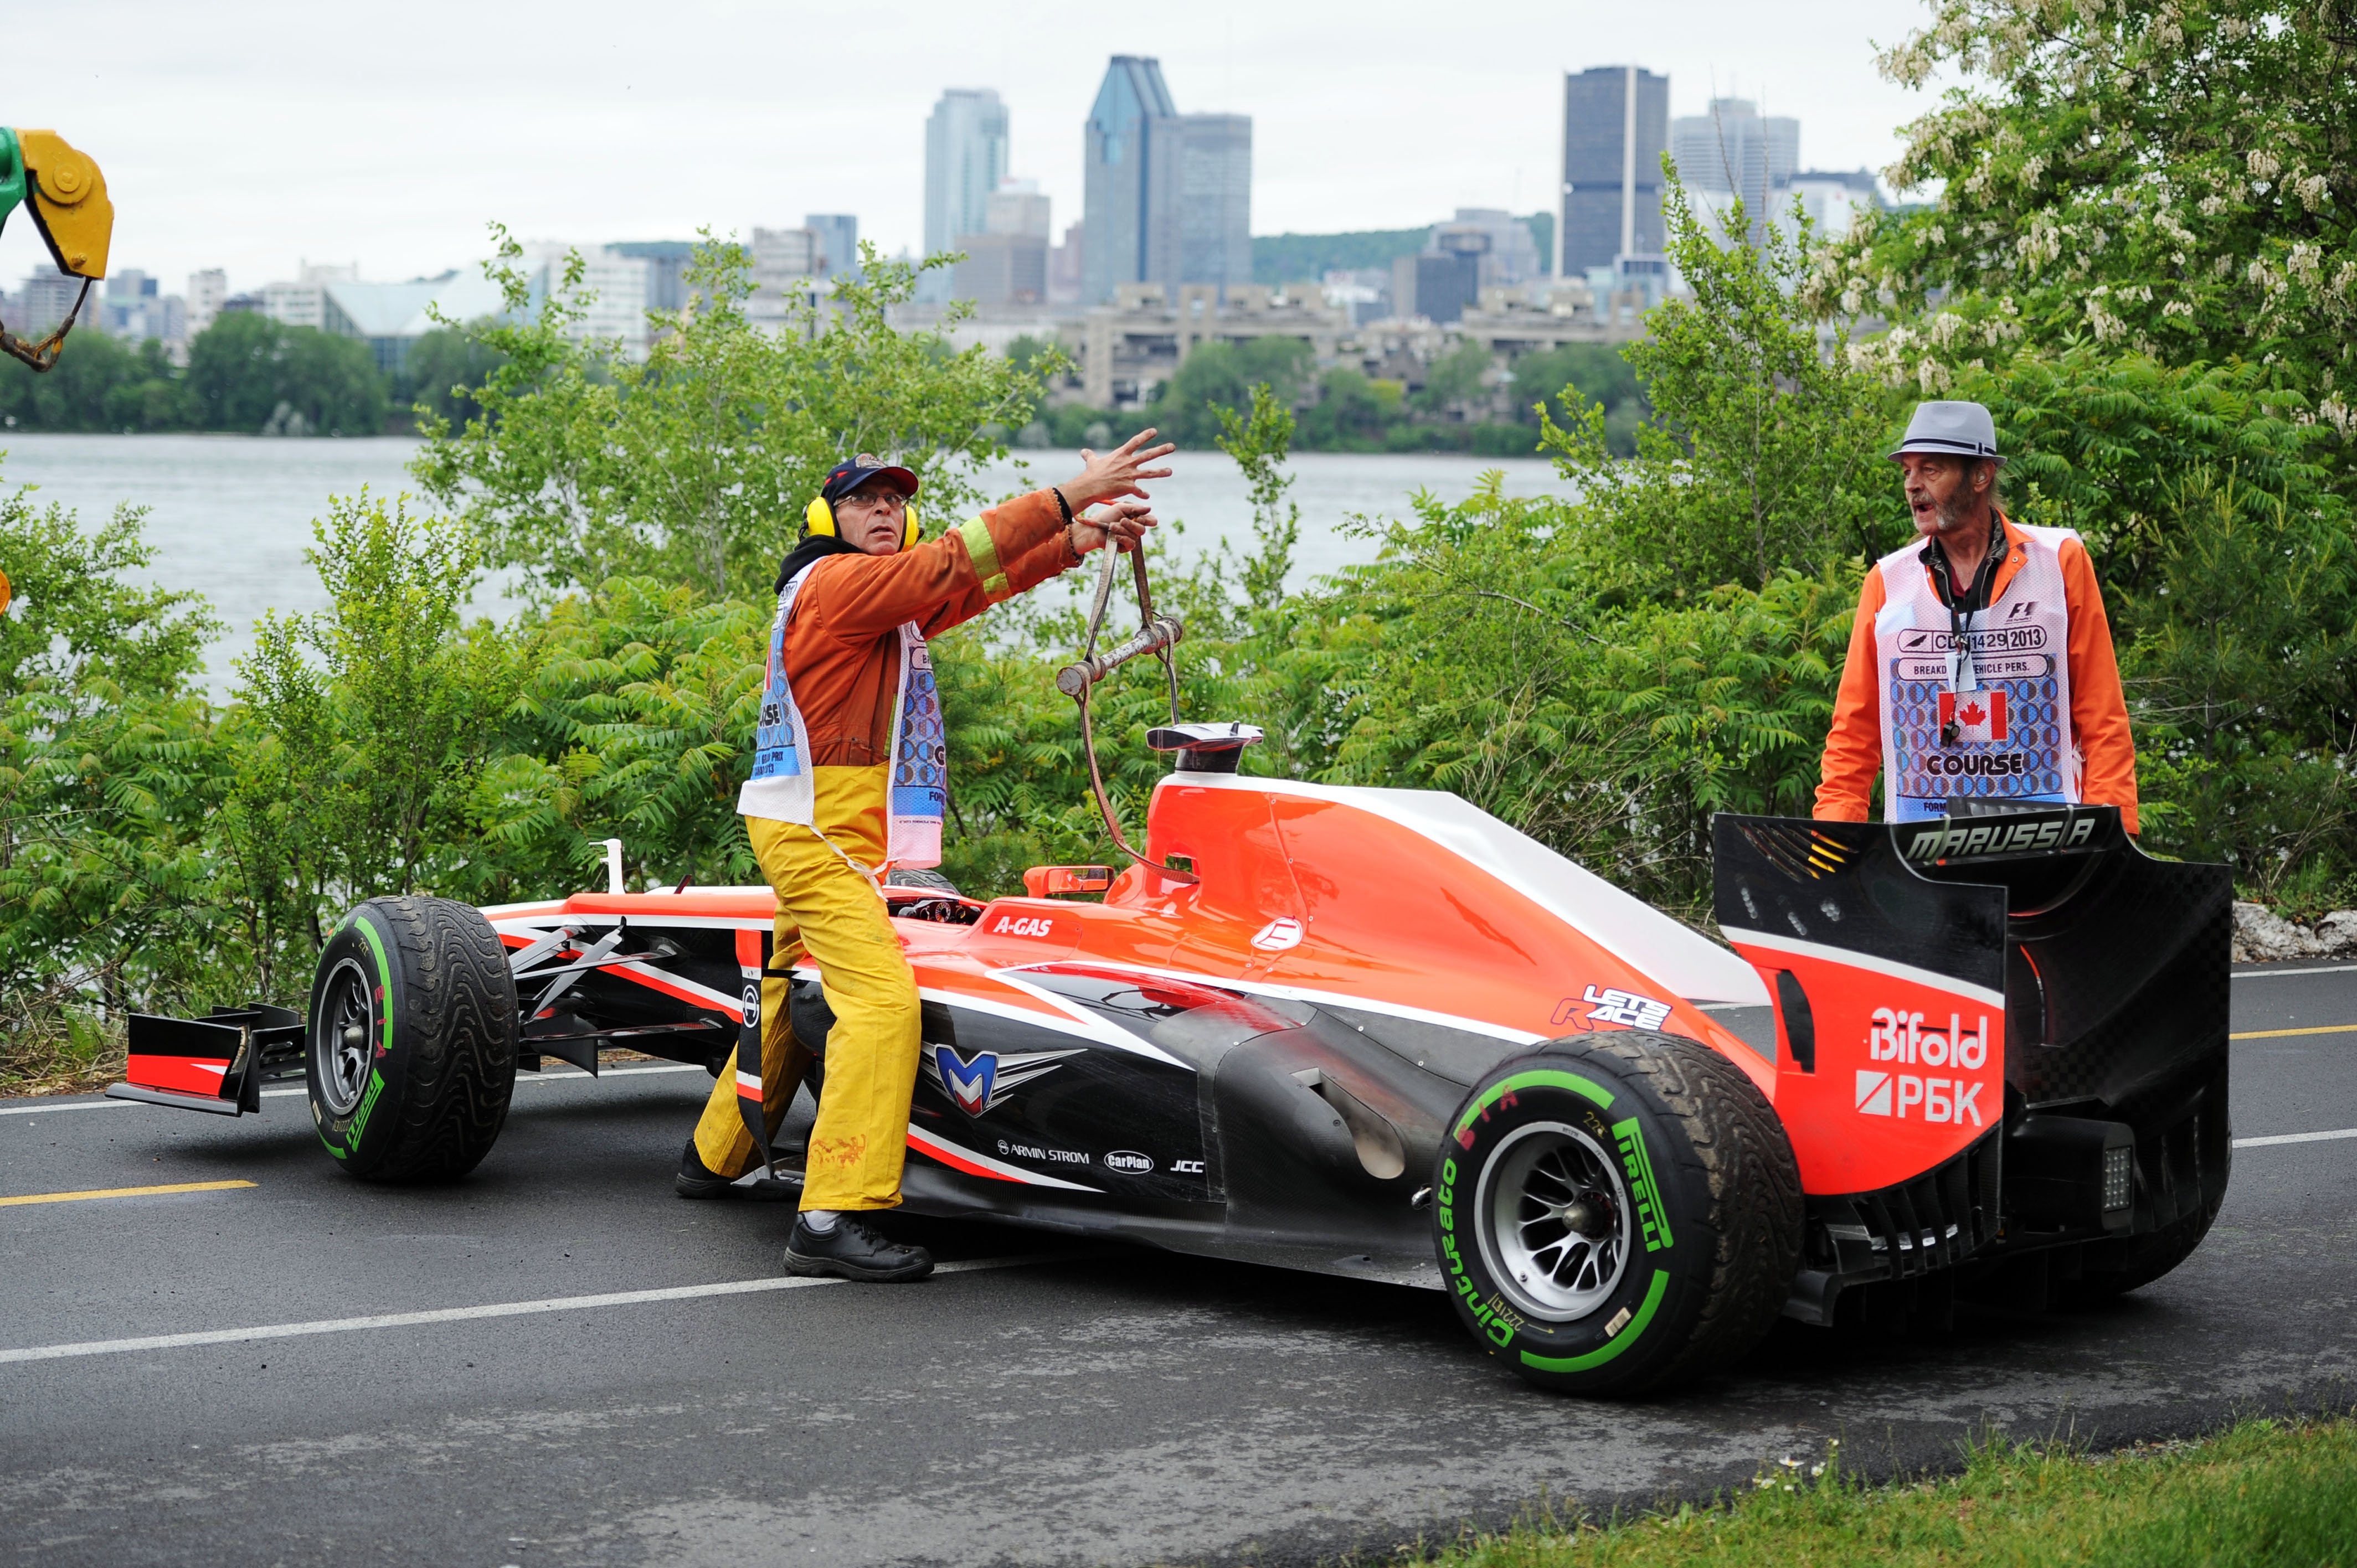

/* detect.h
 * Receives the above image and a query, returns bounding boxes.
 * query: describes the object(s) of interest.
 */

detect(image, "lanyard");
[1937,519,2003,740]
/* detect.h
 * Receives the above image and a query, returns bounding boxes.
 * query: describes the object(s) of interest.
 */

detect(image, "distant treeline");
[1251,212,1556,284]
[0,313,503,437]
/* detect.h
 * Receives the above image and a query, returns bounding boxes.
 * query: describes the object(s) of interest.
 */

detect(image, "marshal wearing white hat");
[1815,400,2140,829]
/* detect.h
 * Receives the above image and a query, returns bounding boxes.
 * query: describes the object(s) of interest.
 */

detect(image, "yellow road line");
[2231,1023,2357,1040]
[0,1179,256,1208]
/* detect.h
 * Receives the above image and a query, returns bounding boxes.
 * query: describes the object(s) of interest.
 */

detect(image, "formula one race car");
[110,567,2232,1395]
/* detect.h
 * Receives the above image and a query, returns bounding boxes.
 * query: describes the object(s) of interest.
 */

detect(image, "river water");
[0,434,1576,691]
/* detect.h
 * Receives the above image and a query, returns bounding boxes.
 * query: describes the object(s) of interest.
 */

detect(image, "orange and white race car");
[107,713,2230,1395]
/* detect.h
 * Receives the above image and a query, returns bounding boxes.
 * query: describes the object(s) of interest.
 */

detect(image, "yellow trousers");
[691,768,922,1212]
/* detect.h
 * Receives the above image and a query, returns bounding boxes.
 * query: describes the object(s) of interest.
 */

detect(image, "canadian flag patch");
[1938,688,2008,743]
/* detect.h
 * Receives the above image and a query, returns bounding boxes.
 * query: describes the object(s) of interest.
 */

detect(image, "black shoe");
[675,1140,738,1199]
[784,1215,934,1282]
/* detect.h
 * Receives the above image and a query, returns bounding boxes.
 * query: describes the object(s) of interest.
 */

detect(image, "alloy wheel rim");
[314,956,375,1117]
[1476,1120,1633,1322]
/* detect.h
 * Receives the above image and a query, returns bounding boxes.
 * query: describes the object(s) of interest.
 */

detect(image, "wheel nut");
[342,1024,367,1050]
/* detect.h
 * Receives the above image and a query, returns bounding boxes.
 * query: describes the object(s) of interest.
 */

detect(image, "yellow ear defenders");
[805,493,920,551]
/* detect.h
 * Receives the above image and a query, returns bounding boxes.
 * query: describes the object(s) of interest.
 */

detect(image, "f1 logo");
[2005,599,2036,621]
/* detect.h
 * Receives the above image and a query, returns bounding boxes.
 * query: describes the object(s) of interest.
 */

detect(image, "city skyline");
[0,0,1939,295]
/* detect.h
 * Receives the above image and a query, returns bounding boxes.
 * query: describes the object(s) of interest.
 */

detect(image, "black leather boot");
[674,1139,738,1199]
[784,1214,935,1282]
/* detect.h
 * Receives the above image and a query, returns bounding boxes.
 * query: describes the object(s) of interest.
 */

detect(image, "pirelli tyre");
[307,895,519,1182]
[1433,1031,1802,1396]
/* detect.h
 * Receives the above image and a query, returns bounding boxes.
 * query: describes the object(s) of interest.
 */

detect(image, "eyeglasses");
[841,489,908,512]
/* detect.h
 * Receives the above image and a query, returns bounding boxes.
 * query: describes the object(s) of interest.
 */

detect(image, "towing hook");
[1055,613,1185,697]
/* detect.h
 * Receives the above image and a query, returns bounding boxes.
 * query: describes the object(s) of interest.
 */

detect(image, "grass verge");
[0,1010,127,1098]
[1408,1416,2357,1568]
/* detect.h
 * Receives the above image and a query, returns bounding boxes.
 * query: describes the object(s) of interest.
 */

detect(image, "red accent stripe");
[735,1081,762,1101]
[126,1054,233,1098]
[905,1128,1022,1183]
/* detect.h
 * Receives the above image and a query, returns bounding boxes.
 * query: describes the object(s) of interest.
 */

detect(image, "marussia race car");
[109,716,2230,1395]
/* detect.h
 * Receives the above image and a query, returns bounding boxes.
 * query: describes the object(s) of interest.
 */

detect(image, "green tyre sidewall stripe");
[1449,1067,1614,1144]
[308,902,404,1171]
[1519,1269,1669,1373]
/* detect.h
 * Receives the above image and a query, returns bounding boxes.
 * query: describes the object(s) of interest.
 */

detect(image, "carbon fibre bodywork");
[1715,803,2231,1320]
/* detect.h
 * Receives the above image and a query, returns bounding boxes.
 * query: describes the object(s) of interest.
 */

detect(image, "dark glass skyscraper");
[1082,56,1177,305]
[1559,65,1670,276]
[1083,56,1251,303]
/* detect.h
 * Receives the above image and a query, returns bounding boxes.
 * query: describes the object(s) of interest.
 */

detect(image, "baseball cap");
[1889,400,2004,464]
[821,453,919,503]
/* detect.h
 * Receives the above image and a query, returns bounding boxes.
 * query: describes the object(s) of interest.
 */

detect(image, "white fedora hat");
[1889,400,2004,463]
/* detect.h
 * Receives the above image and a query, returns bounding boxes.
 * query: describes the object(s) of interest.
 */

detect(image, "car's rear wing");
[105,1005,304,1117]
[1711,804,2231,1291]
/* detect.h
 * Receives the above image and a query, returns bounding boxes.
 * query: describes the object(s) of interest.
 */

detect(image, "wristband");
[1050,487,1075,525]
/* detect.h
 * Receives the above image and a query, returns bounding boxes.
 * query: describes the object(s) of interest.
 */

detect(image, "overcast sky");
[2,0,1942,296]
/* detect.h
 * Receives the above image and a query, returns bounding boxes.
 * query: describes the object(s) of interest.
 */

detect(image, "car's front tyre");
[307,896,518,1182]
[1434,1030,1800,1395]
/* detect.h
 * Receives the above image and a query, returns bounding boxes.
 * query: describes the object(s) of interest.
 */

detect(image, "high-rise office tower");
[922,88,1010,303]
[1145,112,1251,293]
[1082,56,1252,302]
[1670,99,1800,239]
[1558,65,1670,276]
[1082,56,1177,304]
[807,214,860,278]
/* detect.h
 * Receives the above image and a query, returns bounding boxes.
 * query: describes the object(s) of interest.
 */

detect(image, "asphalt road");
[3,963,2354,1568]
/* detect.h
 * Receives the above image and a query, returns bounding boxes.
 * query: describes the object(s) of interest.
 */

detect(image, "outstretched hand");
[1072,498,1157,556]
[1063,428,1176,511]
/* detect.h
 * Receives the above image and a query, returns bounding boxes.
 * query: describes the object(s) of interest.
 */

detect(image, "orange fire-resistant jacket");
[782,490,1079,768]
[1815,513,2140,834]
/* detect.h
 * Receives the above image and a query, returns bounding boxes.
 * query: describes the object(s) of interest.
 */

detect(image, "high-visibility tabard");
[737,561,947,870]
[1873,523,2079,823]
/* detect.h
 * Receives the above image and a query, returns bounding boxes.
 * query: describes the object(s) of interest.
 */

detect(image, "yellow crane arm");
[16,129,114,278]
[0,127,115,370]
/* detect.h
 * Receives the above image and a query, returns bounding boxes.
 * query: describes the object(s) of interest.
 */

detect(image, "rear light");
[2101,1144,2134,1213]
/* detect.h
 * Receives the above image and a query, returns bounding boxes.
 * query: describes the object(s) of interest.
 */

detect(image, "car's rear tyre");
[306,896,518,1182]
[1434,1030,1801,1396]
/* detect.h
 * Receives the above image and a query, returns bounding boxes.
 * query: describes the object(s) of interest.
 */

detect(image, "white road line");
[2234,1127,2357,1149]
[0,1253,1093,1367]
[1,1062,709,1118]
[2233,964,2357,980]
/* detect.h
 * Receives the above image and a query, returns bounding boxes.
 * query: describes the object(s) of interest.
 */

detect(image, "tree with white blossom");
[1808,0,2355,441]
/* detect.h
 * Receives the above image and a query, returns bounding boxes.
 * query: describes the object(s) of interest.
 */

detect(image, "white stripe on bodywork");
[610,960,742,1013]
[1158,773,1769,1005]
[1010,960,1546,1049]
[1718,925,2008,1012]
[974,972,1192,1066]
[905,1125,1103,1190]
